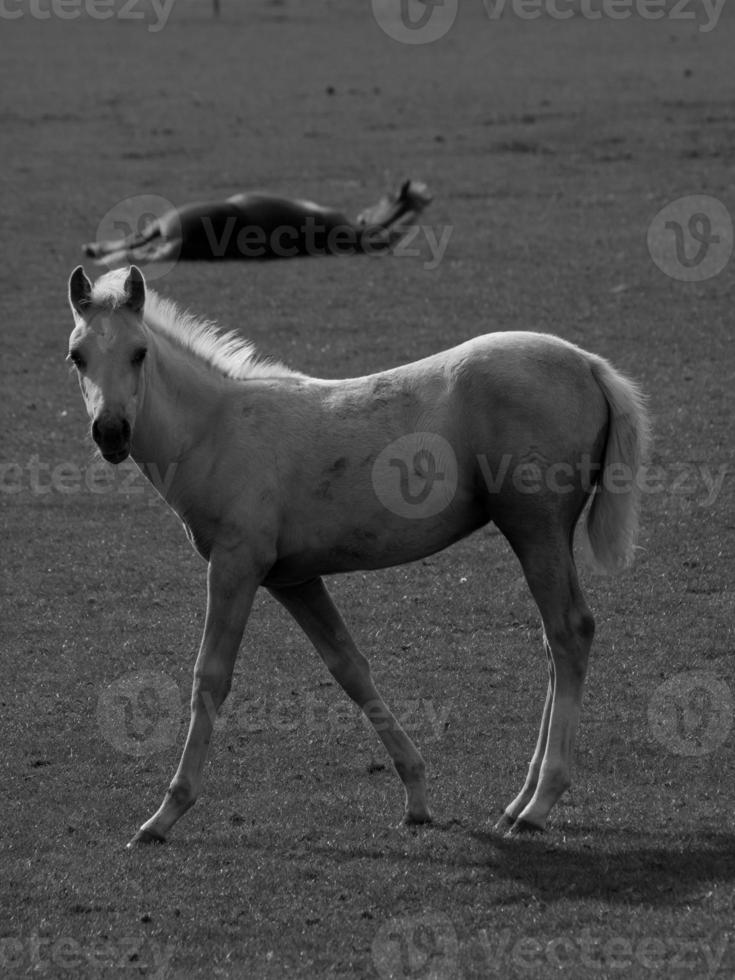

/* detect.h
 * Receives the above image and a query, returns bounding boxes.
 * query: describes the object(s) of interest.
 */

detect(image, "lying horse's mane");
[90,268,299,381]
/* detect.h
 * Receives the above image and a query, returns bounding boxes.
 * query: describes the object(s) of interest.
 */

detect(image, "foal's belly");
[263,495,490,586]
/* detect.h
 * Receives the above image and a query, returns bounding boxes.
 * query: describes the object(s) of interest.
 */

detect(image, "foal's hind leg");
[494,644,554,833]
[269,577,431,824]
[500,536,594,834]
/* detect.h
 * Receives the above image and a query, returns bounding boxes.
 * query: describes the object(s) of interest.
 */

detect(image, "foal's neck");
[132,330,226,506]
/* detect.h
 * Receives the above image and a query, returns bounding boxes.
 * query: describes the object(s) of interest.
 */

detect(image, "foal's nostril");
[91,418,101,445]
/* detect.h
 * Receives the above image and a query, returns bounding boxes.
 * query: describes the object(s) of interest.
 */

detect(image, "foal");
[66,265,650,845]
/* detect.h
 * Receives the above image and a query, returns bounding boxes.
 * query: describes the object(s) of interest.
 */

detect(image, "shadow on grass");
[250,818,735,910]
[469,824,735,907]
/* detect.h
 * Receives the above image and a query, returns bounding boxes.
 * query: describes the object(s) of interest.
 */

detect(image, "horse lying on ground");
[83,180,431,265]
[66,265,651,845]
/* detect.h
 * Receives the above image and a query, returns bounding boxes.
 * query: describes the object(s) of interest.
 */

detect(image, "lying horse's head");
[67,265,149,463]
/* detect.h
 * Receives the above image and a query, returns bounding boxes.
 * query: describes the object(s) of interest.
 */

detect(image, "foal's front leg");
[269,577,432,825]
[128,555,258,846]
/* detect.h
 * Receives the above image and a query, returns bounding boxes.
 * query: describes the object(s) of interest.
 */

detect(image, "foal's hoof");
[127,827,167,848]
[494,813,516,834]
[505,817,545,838]
[402,810,433,827]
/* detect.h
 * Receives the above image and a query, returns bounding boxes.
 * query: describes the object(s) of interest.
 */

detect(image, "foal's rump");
[444,332,608,524]
[448,331,649,571]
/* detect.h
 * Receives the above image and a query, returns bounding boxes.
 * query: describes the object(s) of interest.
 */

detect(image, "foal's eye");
[131,348,147,366]
[68,350,85,370]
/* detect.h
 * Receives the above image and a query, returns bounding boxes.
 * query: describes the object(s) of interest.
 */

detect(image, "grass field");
[2,1,735,977]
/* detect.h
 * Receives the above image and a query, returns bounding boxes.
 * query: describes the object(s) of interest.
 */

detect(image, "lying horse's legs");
[494,644,554,833]
[128,556,258,846]
[500,534,594,834]
[269,577,431,824]
[97,239,181,267]
[82,219,162,261]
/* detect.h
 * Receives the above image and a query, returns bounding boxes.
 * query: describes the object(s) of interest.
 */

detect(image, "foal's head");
[67,265,149,464]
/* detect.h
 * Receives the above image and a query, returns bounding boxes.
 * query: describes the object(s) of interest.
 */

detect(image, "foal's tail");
[582,355,652,573]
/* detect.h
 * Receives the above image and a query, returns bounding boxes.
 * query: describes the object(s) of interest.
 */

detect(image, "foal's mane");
[91,269,299,381]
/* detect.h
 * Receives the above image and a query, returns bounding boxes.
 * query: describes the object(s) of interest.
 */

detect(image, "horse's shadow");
[468,824,735,908]
[280,820,735,909]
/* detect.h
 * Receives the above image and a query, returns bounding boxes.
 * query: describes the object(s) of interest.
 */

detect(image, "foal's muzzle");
[92,415,131,464]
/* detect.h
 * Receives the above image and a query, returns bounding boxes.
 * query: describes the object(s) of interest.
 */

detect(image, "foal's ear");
[123,265,146,315]
[68,265,93,317]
